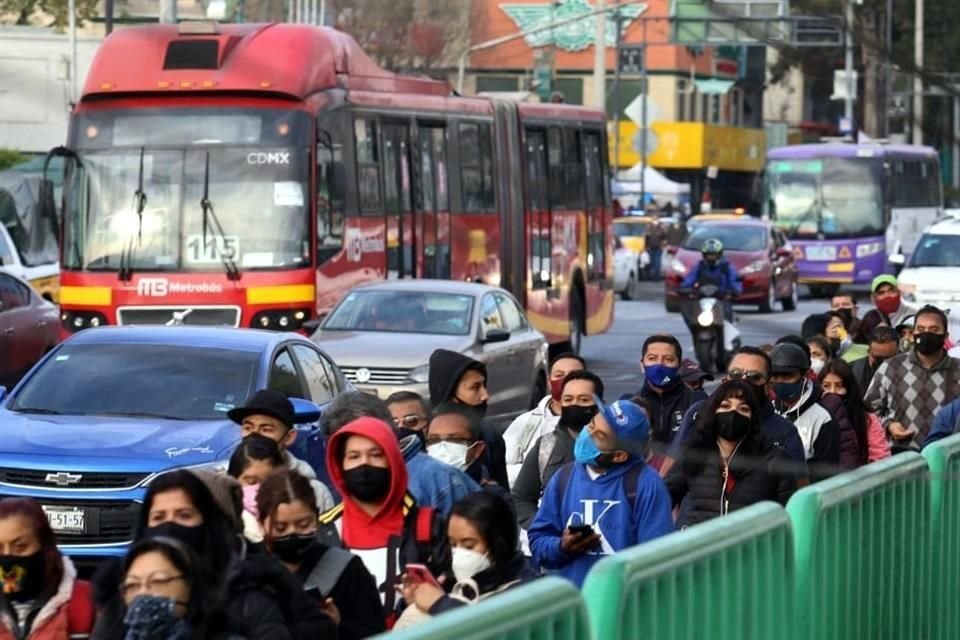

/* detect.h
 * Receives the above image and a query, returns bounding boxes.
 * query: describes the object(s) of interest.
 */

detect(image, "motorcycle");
[677,284,741,374]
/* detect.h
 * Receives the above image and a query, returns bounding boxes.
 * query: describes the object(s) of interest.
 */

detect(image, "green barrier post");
[582,502,793,640]
[379,576,591,640]
[922,433,960,640]
[787,453,931,640]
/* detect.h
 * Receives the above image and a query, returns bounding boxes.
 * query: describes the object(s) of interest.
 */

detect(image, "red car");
[664,215,798,313]
[0,271,59,387]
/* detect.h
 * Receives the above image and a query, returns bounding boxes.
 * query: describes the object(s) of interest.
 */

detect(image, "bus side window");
[317,117,346,264]
[583,129,605,281]
[459,122,495,213]
[355,117,382,213]
[547,128,564,209]
[563,128,584,209]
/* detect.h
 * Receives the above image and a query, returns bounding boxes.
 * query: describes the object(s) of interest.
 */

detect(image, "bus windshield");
[63,146,310,272]
[766,157,885,239]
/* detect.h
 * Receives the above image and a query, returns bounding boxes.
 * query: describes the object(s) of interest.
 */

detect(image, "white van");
[897,214,960,336]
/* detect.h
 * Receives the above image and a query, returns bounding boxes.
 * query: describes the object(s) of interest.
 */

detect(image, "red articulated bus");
[53,22,613,352]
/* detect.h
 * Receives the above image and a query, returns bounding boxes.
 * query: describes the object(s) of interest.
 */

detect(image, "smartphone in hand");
[405,563,441,588]
[568,524,595,537]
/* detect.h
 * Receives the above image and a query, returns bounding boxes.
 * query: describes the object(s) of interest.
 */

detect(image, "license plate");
[42,506,86,534]
[805,245,837,261]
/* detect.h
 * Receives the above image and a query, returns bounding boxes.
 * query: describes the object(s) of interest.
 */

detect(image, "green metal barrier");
[581,502,793,640]
[923,433,960,640]
[380,576,590,640]
[787,453,931,640]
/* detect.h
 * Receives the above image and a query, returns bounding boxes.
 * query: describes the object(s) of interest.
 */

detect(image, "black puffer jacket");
[665,432,797,528]
[625,379,707,451]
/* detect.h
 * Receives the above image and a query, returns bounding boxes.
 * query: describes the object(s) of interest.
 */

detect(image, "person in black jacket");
[90,470,334,640]
[512,370,604,529]
[428,349,509,487]
[665,380,797,527]
[623,334,706,469]
[850,325,900,397]
[257,468,385,640]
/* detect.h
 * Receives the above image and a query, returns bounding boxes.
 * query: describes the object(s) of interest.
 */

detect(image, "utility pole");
[884,0,892,137]
[105,0,114,35]
[159,0,177,24]
[640,17,647,203]
[68,0,76,103]
[844,0,854,133]
[912,0,924,145]
[594,0,606,111]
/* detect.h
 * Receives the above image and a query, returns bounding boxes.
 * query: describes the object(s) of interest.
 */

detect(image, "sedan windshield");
[909,234,960,267]
[323,290,474,336]
[683,224,767,252]
[614,221,648,237]
[12,344,260,419]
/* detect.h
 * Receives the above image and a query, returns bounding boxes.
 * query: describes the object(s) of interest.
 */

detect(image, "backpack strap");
[303,547,355,598]
[537,432,557,490]
[67,579,95,635]
[553,461,575,510]
[623,463,644,515]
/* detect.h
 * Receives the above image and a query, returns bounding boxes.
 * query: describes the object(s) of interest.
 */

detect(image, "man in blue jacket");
[923,397,960,448]
[528,399,674,587]
[680,238,741,320]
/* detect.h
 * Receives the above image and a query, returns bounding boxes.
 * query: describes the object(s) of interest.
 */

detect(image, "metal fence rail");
[922,433,960,640]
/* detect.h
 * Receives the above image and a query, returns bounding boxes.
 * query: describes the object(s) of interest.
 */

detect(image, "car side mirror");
[290,397,322,424]
[482,328,511,344]
[302,319,321,334]
[888,253,906,266]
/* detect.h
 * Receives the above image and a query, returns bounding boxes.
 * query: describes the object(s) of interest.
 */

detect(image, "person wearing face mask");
[396,492,534,629]
[0,498,95,640]
[624,335,706,468]
[850,326,900,398]
[227,434,286,544]
[865,305,960,452]
[92,470,332,640]
[805,335,831,377]
[317,417,450,627]
[858,275,916,340]
[502,354,586,488]
[819,359,890,464]
[528,399,674,587]
[257,469,384,640]
[769,343,859,480]
[823,311,857,360]
[512,371,606,531]
[428,349,509,488]
[425,404,500,490]
[665,381,798,527]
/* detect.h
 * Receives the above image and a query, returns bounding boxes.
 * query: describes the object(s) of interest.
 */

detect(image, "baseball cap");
[679,359,714,383]
[593,396,650,444]
[871,274,898,292]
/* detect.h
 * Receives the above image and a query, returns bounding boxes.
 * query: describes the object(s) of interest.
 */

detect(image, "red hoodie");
[324,416,410,549]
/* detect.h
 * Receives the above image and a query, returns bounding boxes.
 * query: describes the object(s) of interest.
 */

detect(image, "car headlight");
[671,259,687,275]
[140,459,229,488]
[741,259,767,275]
[407,365,429,384]
[697,310,714,327]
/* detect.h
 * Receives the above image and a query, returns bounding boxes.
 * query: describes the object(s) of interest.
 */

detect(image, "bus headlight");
[251,309,311,331]
[61,311,108,333]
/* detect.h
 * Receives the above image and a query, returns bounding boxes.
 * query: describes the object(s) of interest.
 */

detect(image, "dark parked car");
[0,272,58,386]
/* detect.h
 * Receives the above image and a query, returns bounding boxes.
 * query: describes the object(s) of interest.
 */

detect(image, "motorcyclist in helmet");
[680,238,742,319]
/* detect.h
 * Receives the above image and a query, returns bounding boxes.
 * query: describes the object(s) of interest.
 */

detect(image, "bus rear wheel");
[567,290,584,355]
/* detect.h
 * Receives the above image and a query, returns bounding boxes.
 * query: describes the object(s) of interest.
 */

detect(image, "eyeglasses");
[120,574,185,598]
[394,414,427,429]
[727,369,767,385]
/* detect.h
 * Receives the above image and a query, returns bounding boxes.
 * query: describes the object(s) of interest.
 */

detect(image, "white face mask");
[427,441,472,471]
[810,357,825,375]
[451,546,492,583]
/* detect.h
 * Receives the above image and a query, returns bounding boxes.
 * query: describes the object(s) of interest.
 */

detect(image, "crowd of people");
[1,276,957,639]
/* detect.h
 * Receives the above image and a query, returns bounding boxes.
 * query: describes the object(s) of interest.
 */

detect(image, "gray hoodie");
[287,452,335,512]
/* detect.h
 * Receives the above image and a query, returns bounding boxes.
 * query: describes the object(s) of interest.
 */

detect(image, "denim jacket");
[401,436,481,516]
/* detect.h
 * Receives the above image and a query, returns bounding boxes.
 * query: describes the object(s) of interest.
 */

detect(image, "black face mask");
[143,521,206,554]
[455,399,488,423]
[835,307,854,327]
[270,533,318,564]
[0,552,46,602]
[915,332,946,356]
[395,427,425,446]
[558,405,599,432]
[715,410,752,442]
[829,338,843,356]
[342,465,391,503]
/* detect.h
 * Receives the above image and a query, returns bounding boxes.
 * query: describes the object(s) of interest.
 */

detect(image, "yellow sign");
[609,121,766,173]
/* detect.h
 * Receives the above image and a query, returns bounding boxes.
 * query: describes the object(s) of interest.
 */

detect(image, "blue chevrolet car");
[0,326,351,559]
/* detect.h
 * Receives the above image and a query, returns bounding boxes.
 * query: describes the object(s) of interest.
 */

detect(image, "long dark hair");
[135,470,235,582]
[0,498,64,595]
[686,380,764,473]
[122,536,213,631]
[255,469,318,527]
[818,359,869,465]
[450,492,518,583]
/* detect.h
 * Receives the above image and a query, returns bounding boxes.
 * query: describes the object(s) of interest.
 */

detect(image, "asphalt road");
[582,281,828,400]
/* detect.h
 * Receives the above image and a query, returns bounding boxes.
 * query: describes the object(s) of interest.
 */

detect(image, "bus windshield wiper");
[200,152,240,281]
[119,147,148,281]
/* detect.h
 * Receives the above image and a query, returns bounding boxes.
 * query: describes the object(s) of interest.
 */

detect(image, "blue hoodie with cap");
[528,457,674,587]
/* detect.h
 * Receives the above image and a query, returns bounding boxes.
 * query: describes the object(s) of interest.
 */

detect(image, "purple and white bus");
[763,143,942,295]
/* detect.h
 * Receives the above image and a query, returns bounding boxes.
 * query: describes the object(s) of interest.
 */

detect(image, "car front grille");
[339,366,411,385]
[0,469,150,489]
[117,306,240,327]
[0,495,138,545]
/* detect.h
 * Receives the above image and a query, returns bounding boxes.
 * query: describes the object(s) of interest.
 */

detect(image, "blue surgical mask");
[574,427,603,466]
[773,379,805,405]
[645,364,679,388]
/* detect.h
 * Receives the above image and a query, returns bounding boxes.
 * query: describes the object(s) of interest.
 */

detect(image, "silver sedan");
[311,280,549,423]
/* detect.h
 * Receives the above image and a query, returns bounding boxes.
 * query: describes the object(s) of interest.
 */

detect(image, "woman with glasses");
[0,497,95,640]
[665,380,798,527]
